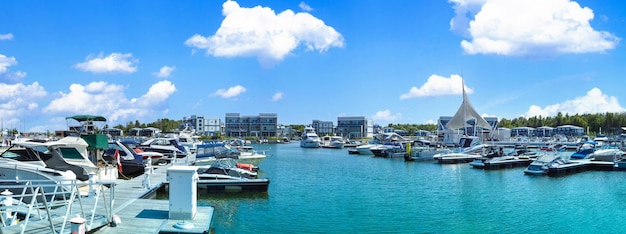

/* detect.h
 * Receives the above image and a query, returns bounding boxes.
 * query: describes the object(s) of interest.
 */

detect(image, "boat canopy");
[65,115,107,122]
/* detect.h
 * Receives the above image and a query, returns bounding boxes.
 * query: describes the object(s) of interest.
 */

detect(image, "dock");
[547,160,619,177]
[1,158,214,234]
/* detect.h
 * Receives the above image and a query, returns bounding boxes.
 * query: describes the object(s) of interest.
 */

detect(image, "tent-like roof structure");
[445,79,492,132]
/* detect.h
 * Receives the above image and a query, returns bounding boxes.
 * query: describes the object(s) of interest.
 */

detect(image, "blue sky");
[1,0,625,132]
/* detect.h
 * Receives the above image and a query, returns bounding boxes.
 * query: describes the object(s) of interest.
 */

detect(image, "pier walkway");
[1,157,214,234]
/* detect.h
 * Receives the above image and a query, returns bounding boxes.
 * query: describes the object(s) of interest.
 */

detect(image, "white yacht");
[300,126,320,148]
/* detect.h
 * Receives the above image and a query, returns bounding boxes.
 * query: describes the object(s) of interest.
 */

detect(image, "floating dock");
[547,160,619,177]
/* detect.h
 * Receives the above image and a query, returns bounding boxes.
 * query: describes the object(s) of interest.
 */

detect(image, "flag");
[114,149,123,173]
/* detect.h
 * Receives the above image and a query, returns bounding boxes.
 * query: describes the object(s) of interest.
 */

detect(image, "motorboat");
[118,139,165,165]
[433,138,489,164]
[524,152,568,175]
[588,148,624,162]
[300,126,320,148]
[370,142,407,158]
[571,142,597,159]
[321,136,346,149]
[138,137,189,159]
[355,143,379,155]
[194,141,237,165]
[405,140,449,161]
[0,157,77,203]
[1,141,93,181]
[195,158,269,192]
[356,133,407,155]
[102,142,146,177]
[231,145,267,165]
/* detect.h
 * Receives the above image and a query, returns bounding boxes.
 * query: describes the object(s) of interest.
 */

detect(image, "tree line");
[388,112,626,137]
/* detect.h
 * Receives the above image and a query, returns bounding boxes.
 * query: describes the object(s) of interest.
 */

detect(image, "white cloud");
[0,82,47,121]
[131,80,177,107]
[74,53,138,74]
[185,0,344,67]
[299,2,313,12]
[0,33,13,40]
[153,66,176,78]
[44,81,176,123]
[211,85,247,99]
[400,74,473,99]
[271,92,283,101]
[0,54,27,83]
[0,55,17,74]
[451,0,620,56]
[449,0,486,36]
[372,109,402,122]
[525,88,625,117]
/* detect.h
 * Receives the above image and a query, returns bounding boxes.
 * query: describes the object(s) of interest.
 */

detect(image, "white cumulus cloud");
[211,85,247,99]
[272,92,284,101]
[0,55,17,74]
[185,0,344,67]
[451,0,620,56]
[525,88,625,117]
[0,33,13,40]
[0,54,27,83]
[400,74,473,99]
[74,53,139,74]
[0,82,47,122]
[153,66,176,78]
[44,81,176,123]
[372,109,402,122]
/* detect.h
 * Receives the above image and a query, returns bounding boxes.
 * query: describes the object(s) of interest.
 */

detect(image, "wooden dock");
[1,158,214,234]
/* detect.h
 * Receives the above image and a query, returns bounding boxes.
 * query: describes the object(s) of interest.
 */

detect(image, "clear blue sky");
[1,0,625,132]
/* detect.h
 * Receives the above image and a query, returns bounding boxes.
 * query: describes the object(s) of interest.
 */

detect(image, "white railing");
[0,178,116,234]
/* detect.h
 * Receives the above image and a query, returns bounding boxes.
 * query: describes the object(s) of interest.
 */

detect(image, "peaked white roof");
[445,80,492,131]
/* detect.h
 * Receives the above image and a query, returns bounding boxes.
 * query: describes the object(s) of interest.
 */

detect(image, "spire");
[445,76,492,133]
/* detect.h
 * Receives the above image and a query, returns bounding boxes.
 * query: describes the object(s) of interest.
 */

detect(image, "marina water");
[186,143,626,233]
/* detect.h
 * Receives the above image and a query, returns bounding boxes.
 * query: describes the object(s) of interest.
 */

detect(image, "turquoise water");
[197,143,626,233]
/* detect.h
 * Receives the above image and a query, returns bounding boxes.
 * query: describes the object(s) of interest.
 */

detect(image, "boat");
[523,150,587,176]
[300,126,321,148]
[231,145,267,165]
[194,141,237,165]
[570,141,597,159]
[343,139,361,148]
[102,142,146,177]
[118,139,165,165]
[321,136,346,149]
[138,137,189,159]
[195,158,269,192]
[404,139,447,161]
[1,140,94,181]
[0,157,77,203]
[589,148,624,162]
[470,146,535,170]
[355,143,379,155]
[370,141,407,158]
[433,136,487,164]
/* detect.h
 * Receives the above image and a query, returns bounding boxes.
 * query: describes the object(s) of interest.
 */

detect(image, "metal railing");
[0,177,116,234]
